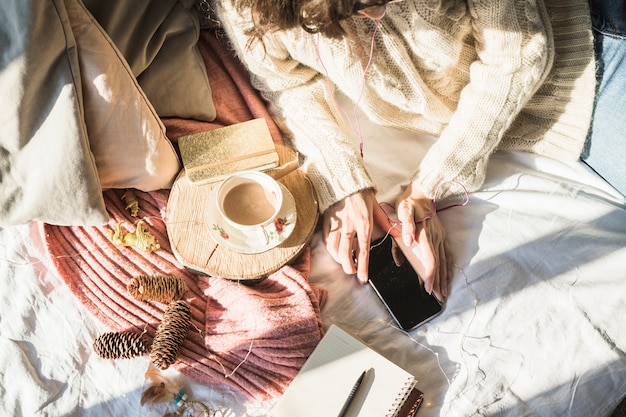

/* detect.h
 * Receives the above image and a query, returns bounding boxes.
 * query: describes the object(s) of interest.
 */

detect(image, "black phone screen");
[367,235,443,331]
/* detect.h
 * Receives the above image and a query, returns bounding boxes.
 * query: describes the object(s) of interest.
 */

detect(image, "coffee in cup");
[216,171,283,246]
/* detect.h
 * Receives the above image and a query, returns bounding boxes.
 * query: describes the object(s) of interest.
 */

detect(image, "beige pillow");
[0,0,108,226]
[65,0,181,191]
[82,0,216,122]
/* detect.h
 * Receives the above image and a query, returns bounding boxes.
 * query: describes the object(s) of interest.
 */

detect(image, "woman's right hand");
[322,189,377,284]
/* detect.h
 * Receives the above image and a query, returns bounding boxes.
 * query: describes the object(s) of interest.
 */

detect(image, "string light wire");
[316,18,381,157]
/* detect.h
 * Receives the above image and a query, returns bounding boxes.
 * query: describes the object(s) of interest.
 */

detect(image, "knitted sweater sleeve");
[413,0,553,198]
[216,5,375,213]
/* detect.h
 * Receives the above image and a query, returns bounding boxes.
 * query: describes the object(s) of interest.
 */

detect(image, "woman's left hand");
[395,181,451,301]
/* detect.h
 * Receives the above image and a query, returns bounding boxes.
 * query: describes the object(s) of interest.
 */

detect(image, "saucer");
[206,183,297,254]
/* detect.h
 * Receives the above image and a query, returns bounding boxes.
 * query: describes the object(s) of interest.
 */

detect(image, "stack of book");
[177,118,279,184]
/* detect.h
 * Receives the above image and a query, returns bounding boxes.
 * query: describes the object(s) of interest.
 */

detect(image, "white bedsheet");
[2,112,626,416]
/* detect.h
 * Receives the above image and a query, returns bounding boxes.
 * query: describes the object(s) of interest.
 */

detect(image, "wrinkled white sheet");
[1,112,626,416]
[316,114,626,417]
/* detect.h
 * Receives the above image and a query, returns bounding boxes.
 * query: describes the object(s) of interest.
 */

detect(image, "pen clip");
[337,368,371,417]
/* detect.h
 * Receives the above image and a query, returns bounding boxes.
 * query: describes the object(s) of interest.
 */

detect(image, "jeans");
[582,0,626,197]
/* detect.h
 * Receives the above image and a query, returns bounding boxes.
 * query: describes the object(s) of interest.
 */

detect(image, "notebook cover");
[396,387,424,417]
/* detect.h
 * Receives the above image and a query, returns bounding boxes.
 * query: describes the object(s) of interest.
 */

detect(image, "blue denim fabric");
[582,0,626,196]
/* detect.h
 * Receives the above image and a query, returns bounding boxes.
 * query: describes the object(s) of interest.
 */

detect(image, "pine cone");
[150,301,191,370]
[128,275,188,303]
[93,331,150,359]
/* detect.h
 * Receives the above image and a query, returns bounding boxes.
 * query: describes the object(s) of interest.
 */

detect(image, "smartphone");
[367,235,443,331]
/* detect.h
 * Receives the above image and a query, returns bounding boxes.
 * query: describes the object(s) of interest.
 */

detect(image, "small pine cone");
[127,275,188,303]
[93,331,150,359]
[150,300,191,370]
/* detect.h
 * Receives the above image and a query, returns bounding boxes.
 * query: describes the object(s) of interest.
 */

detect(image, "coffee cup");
[215,170,284,246]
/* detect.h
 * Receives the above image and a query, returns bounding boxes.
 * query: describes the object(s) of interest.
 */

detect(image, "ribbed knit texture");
[41,189,326,400]
[218,0,595,208]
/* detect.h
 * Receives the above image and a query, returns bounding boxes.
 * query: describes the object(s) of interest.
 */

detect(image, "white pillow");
[65,0,181,191]
[0,0,109,226]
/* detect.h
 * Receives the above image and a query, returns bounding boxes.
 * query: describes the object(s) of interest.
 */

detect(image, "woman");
[214,0,596,301]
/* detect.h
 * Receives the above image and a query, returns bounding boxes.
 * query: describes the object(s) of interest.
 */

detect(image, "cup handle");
[256,226,270,246]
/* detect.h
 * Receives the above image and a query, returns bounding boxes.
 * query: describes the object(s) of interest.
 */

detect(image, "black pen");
[337,368,370,417]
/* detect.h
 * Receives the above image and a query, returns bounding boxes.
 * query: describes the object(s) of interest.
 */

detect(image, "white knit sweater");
[216,0,596,212]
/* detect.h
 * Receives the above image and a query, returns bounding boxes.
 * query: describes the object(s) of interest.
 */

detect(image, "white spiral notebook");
[271,325,423,417]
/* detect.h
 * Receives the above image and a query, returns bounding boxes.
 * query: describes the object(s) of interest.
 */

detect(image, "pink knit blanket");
[41,188,326,400]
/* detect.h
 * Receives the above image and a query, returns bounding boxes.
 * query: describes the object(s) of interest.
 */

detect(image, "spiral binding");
[385,378,417,417]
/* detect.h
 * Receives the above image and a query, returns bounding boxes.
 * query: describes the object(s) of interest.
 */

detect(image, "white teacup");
[216,170,283,246]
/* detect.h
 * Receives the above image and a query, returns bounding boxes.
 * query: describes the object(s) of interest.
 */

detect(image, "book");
[271,325,423,417]
[177,118,279,184]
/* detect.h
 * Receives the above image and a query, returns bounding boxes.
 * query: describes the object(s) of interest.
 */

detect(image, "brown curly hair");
[227,0,392,39]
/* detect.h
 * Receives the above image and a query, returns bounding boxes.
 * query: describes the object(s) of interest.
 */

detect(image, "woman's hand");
[396,182,450,301]
[323,189,377,284]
